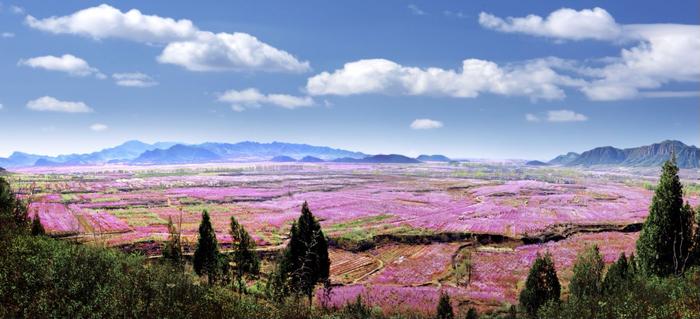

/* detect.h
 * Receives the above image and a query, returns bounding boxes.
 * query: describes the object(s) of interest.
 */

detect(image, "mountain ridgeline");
[0,141,445,167]
[549,140,700,168]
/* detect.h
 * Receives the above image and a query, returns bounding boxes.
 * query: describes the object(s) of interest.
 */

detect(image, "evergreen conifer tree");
[636,157,694,276]
[602,253,630,294]
[436,292,454,319]
[30,213,45,236]
[569,245,604,300]
[193,210,220,284]
[519,252,560,318]
[230,216,260,294]
[0,177,29,239]
[277,201,330,303]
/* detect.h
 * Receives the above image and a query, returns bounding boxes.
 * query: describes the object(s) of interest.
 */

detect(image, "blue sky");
[0,1,698,160]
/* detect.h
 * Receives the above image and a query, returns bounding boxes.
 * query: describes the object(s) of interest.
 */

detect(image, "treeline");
[1,157,699,318]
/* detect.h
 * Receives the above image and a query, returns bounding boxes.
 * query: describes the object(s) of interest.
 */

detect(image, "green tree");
[276,201,330,303]
[436,292,454,319]
[602,253,630,294]
[519,252,560,318]
[0,177,29,239]
[30,213,46,236]
[636,157,694,276]
[690,206,700,267]
[193,210,220,284]
[230,216,260,294]
[569,245,604,300]
[465,307,478,319]
[162,216,183,268]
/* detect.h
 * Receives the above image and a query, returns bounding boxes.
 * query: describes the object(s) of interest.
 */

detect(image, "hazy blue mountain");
[0,140,175,167]
[416,154,451,162]
[361,154,421,163]
[270,155,297,162]
[525,160,549,166]
[197,141,365,161]
[132,144,221,164]
[548,152,580,165]
[299,156,324,163]
[553,140,699,168]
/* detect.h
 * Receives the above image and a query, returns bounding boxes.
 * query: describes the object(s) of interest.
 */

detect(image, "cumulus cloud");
[112,72,158,87]
[217,88,314,111]
[25,4,309,73]
[410,119,443,130]
[480,8,700,101]
[26,96,93,113]
[525,113,540,122]
[157,32,310,72]
[478,8,621,41]
[18,54,104,78]
[546,110,588,122]
[306,58,583,100]
[90,123,108,131]
[581,24,700,101]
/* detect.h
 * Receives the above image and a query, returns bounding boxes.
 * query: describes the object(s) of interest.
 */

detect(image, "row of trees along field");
[1,157,699,318]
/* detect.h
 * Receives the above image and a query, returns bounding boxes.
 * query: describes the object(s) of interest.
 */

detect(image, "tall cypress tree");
[162,216,183,268]
[277,201,330,303]
[230,216,260,294]
[30,213,46,236]
[519,252,560,319]
[568,245,604,301]
[636,157,694,276]
[436,292,454,319]
[193,210,220,284]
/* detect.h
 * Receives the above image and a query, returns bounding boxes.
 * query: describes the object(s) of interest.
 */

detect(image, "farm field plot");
[9,162,700,313]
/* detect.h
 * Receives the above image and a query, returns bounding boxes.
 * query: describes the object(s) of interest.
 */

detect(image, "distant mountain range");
[416,154,451,162]
[549,140,700,168]
[2,140,438,167]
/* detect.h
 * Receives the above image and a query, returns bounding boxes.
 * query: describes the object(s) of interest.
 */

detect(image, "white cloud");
[1,32,14,38]
[480,8,700,101]
[580,24,700,101]
[546,110,588,122]
[639,91,700,98]
[26,96,93,113]
[410,118,443,130]
[157,32,310,72]
[408,4,426,16]
[525,113,540,122]
[478,8,621,41]
[306,58,583,100]
[217,88,314,111]
[25,4,197,43]
[112,72,158,87]
[10,5,25,15]
[26,4,309,73]
[89,123,108,131]
[18,54,104,78]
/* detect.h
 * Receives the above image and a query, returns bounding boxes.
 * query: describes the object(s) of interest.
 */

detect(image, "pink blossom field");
[9,162,699,314]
